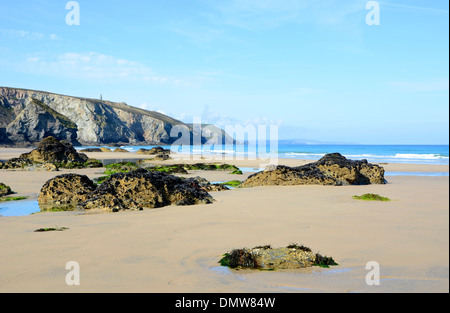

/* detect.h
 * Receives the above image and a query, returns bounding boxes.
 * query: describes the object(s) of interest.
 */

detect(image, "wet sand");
[0,149,448,293]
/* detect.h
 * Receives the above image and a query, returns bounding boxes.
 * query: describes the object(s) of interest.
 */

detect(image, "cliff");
[0,87,233,146]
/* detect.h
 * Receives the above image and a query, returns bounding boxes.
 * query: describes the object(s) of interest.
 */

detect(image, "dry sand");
[0,149,448,293]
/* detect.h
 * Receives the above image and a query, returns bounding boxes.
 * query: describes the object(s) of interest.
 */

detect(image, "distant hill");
[0,87,232,147]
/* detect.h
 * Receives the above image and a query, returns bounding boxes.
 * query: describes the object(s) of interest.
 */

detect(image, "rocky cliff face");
[1,87,229,146]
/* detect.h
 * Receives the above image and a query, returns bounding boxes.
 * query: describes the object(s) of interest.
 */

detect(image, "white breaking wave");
[394,153,448,160]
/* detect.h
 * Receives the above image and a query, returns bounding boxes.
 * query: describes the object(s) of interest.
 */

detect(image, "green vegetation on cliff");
[31,98,78,130]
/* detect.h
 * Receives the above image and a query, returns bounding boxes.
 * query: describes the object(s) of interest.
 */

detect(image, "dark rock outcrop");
[79,169,214,212]
[189,176,230,192]
[241,153,386,187]
[20,136,89,164]
[38,168,215,212]
[219,245,338,270]
[80,148,103,152]
[38,174,97,211]
[0,157,33,169]
[0,183,13,197]
[113,148,129,153]
[1,137,102,170]
[136,146,170,155]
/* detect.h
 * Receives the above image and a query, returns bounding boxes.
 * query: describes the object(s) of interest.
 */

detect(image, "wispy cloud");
[20,51,191,85]
[203,0,367,30]
[0,28,58,41]
[388,79,449,92]
[380,2,449,14]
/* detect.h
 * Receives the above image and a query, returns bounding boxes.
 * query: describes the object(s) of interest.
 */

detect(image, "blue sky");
[0,0,448,144]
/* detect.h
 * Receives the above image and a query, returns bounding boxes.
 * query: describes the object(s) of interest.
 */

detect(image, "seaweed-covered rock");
[137,146,170,155]
[20,136,88,164]
[0,157,33,169]
[79,169,214,212]
[113,147,129,153]
[38,174,97,211]
[185,163,240,172]
[0,182,13,197]
[241,153,386,187]
[145,164,189,174]
[104,162,140,175]
[80,148,103,152]
[219,245,338,270]
[189,176,230,192]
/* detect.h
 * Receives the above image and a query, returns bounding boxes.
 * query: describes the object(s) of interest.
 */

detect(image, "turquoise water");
[385,172,449,177]
[78,144,449,165]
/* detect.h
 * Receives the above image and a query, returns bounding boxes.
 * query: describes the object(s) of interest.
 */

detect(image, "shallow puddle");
[0,200,40,217]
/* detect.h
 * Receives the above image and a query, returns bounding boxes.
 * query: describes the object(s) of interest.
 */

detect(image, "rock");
[25,162,59,172]
[5,98,78,144]
[113,148,129,153]
[38,174,97,211]
[0,183,12,197]
[189,176,230,192]
[241,153,386,187]
[142,163,241,175]
[0,157,33,169]
[100,147,112,153]
[152,153,171,161]
[104,162,140,174]
[144,164,189,174]
[20,136,88,164]
[41,162,59,172]
[219,245,336,270]
[136,146,170,155]
[80,148,103,152]
[252,247,316,270]
[79,169,214,212]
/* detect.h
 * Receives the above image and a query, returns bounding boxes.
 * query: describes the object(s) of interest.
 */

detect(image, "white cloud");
[388,79,449,92]
[0,28,58,41]
[20,51,186,85]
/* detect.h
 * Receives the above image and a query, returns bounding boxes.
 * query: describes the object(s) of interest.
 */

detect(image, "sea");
[79,144,449,166]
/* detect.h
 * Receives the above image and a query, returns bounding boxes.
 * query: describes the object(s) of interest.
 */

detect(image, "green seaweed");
[253,245,272,250]
[0,196,28,202]
[218,249,259,269]
[313,253,339,268]
[34,227,69,232]
[286,243,312,252]
[222,180,242,187]
[353,193,391,202]
[147,165,187,174]
[54,159,103,169]
[104,161,139,175]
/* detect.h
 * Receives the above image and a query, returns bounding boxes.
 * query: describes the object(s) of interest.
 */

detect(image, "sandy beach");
[0,149,448,293]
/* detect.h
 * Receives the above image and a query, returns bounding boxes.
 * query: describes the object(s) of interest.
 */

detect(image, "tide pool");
[0,200,40,217]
